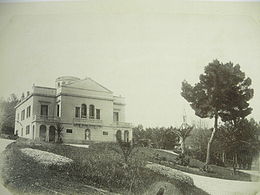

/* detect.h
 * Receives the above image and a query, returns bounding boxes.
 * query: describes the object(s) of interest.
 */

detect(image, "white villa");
[14,76,132,143]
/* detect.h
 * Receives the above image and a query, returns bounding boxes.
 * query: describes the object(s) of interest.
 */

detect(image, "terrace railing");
[112,121,132,128]
[73,118,103,126]
[33,115,61,123]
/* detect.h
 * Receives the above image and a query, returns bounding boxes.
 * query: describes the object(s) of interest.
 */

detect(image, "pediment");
[65,77,112,93]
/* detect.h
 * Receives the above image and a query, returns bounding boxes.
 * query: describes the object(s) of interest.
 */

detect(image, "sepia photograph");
[0,0,260,194]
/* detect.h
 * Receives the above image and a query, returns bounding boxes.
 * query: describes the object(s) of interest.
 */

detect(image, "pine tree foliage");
[181,60,254,166]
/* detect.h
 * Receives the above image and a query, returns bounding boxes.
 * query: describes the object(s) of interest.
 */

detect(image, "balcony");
[73,118,103,126]
[112,121,132,128]
[33,115,61,123]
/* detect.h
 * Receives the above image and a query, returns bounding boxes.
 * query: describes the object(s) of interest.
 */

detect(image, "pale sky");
[0,0,260,127]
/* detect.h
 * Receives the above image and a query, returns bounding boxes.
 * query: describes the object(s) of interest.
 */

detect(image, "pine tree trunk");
[232,153,237,175]
[180,137,185,154]
[205,111,218,167]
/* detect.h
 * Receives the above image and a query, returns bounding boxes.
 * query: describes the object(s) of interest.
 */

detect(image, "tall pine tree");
[181,60,253,168]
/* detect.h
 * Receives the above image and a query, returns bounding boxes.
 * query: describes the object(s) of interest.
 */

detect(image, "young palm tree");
[173,115,193,154]
[55,122,64,143]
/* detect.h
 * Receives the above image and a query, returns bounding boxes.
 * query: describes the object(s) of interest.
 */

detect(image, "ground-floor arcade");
[20,122,132,144]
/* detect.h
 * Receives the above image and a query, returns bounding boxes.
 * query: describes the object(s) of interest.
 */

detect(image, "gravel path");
[66,144,89,148]
[156,149,179,156]
[149,162,260,195]
[240,170,260,177]
[185,171,260,195]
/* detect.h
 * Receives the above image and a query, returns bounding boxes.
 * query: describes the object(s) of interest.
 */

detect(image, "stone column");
[46,125,50,142]
[34,123,40,141]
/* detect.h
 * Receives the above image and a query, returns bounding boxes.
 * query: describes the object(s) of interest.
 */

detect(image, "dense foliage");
[215,118,260,171]
[0,94,19,135]
[133,125,179,150]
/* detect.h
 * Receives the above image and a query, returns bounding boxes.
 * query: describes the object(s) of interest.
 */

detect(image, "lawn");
[141,148,258,182]
[1,138,209,195]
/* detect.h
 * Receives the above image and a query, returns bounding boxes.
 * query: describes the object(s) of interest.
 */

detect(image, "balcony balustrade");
[33,115,61,123]
[73,117,103,126]
[112,121,132,128]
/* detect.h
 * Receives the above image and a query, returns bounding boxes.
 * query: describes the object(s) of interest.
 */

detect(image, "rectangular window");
[113,112,119,122]
[66,129,72,133]
[103,131,108,135]
[57,104,60,117]
[26,125,30,135]
[41,105,48,116]
[96,109,101,119]
[75,107,80,118]
[17,113,19,121]
[21,110,25,121]
[89,105,95,119]
[26,106,31,118]
[81,104,87,118]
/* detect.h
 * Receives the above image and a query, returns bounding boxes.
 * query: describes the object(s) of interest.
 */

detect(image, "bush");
[211,155,225,167]
[0,133,18,140]
[189,158,205,169]
[176,154,190,166]
[146,163,194,186]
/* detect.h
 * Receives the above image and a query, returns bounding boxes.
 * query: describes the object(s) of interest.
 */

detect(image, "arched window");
[89,105,95,119]
[116,130,122,141]
[81,104,87,118]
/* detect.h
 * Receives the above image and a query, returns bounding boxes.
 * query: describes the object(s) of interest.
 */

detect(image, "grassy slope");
[147,149,257,181]
[1,138,208,195]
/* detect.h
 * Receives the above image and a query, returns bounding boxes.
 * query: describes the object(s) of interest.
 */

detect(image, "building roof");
[64,77,112,93]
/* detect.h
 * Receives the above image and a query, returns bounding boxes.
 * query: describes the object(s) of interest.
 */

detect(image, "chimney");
[21,93,25,100]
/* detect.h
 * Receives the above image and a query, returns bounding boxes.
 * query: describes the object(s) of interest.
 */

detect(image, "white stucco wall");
[14,78,132,143]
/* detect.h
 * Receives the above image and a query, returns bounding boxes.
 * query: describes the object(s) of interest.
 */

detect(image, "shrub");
[146,163,194,186]
[176,154,190,166]
[188,158,205,169]
[3,139,211,194]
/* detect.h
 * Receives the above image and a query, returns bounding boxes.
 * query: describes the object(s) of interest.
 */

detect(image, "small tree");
[0,94,19,135]
[181,60,254,169]
[173,126,193,154]
[116,138,135,165]
[55,122,64,143]
[162,127,178,150]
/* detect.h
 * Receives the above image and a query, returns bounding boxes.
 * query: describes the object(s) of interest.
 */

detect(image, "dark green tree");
[217,118,260,173]
[0,94,19,135]
[181,60,254,168]
[54,121,64,143]
[132,125,178,149]
[162,127,178,150]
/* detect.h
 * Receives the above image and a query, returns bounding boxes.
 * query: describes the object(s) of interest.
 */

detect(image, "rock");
[143,181,183,195]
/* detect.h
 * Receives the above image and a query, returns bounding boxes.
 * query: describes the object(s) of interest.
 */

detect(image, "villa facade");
[14,76,132,143]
